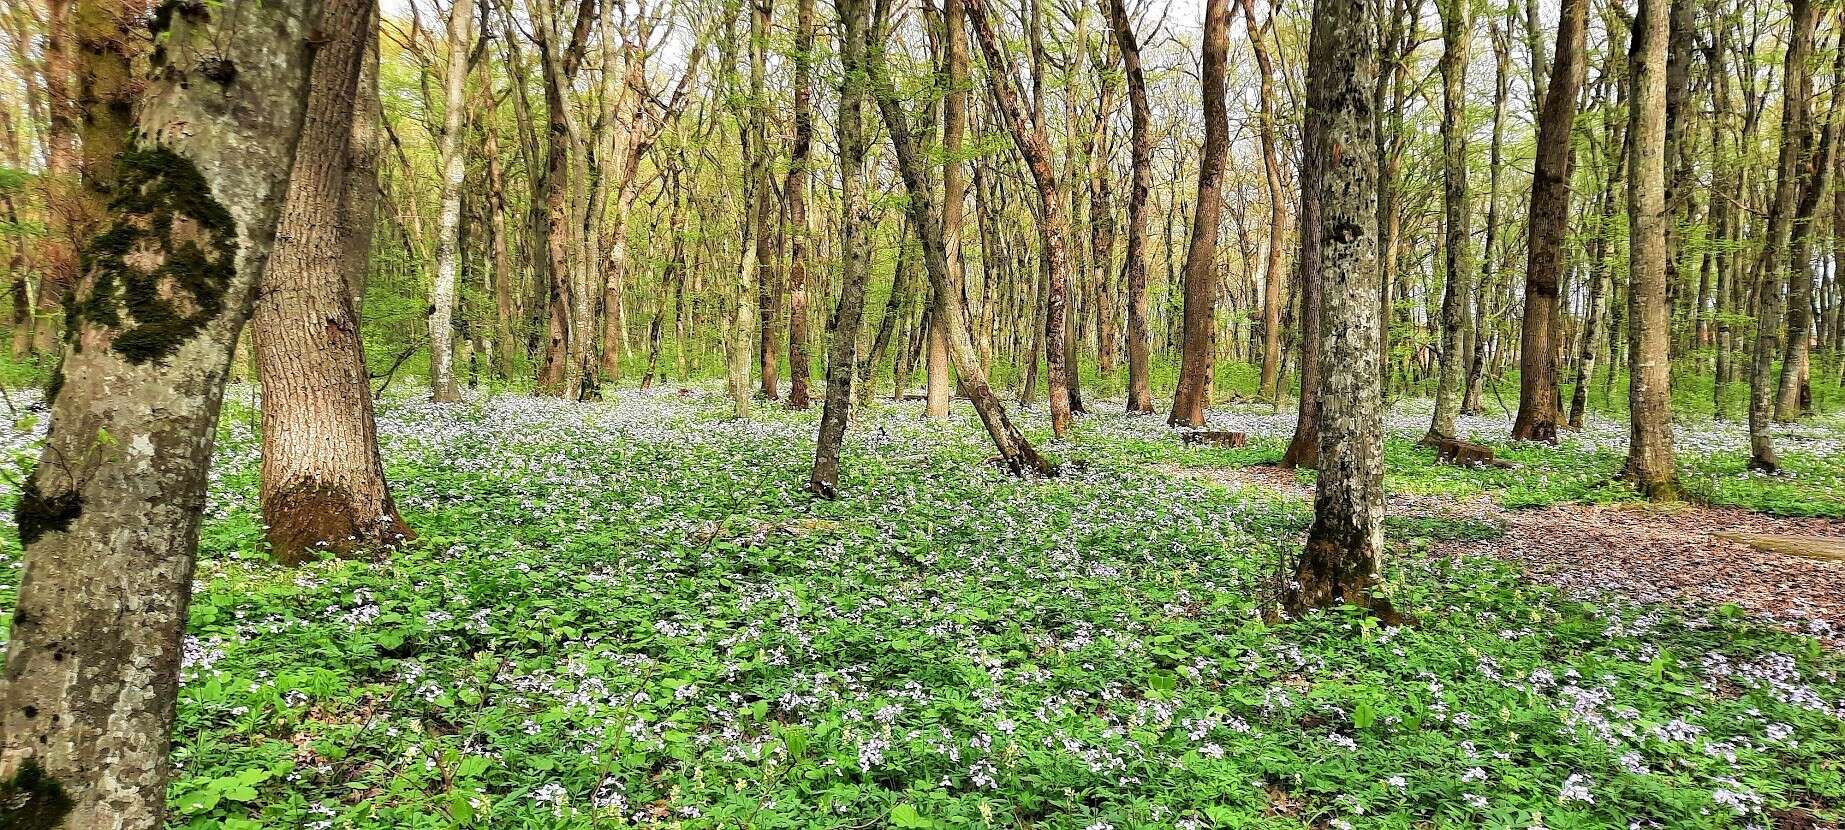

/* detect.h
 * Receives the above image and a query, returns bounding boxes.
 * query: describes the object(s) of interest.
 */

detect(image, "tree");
[252,8,409,564]
[428,0,475,403]
[868,0,1054,476]
[1747,0,1816,473]
[1625,0,1680,499]
[1510,0,1588,442]
[1167,0,1231,428]
[809,0,874,495]
[1108,0,1154,414]
[1240,0,1289,402]
[1425,0,1471,442]
[964,0,1073,437]
[0,0,366,824]
[1288,0,1391,618]
[784,0,818,409]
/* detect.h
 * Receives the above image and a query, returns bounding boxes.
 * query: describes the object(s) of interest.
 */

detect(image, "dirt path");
[1178,465,1845,642]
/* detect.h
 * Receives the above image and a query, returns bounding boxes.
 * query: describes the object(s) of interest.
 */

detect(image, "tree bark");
[1426,0,1472,441]
[1108,0,1154,414]
[1167,0,1230,428]
[252,4,408,565]
[809,0,873,495]
[1625,0,1681,499]
[1510,0,1587,442]
[1289,0,1389,618]
[0,1,351,825]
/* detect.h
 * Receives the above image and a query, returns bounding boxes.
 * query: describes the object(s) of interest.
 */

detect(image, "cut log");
[1716,533,1845,563]
[1418,435,1514,468]
[1181,430,1248,448]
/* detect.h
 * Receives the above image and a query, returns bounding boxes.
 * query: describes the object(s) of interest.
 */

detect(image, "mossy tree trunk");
[0,1,359,825]
[1289,0,1386,616]
[808,0,872,496]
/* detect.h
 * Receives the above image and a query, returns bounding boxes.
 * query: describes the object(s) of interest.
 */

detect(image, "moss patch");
[68,142,237,365]
[16,476,81,547]
[0,759,74,830]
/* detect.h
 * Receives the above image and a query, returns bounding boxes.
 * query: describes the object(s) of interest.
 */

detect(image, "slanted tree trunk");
[1510,0,1588,442]
[1108,0,1154,414]
[869,12,1055,476]
[809,0,873,496]
[1288,0,1390,617]
[1166,0,1230,428]
[253,6,408,565]
[784,0,817,409]
[1426,0,1472,441]
[428,0,473,403]
[0,1,357,825]
[964,0,1073,436]
[1625,0,1680,498]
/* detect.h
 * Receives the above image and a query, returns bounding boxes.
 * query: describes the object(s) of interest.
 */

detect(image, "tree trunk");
[1167,0,1231,428]
[1749,0,1817,472]
[784,0,817,409]
[253,6,408,565]
[1509,0,1587,441]
[965,0,1073,436]
[1777,26,1843,421]
[1241,0,1289,402]
[1109,0,1154,414]
[1426,0,1472,441]
[1289,0,1389,618]
[0,1,352,825]
[869,16,1055,476]
[1625,0,1681,498]
[810,0,873,495]
[1279,58,1327,470]
[1463,20,1510,417]
[428,0,473,403]
[929,0,968,418]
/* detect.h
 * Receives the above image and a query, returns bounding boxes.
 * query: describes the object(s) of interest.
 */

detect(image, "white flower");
[1560,773,1594,803]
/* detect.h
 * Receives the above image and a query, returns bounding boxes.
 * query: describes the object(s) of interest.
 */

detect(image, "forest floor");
[2,385,1844,830]
[1178,463,1845,646]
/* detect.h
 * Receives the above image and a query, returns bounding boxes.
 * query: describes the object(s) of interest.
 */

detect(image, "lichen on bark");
[66,142,237,364]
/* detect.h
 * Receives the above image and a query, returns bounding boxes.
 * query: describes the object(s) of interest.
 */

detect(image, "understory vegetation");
[3,388,1837,829]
